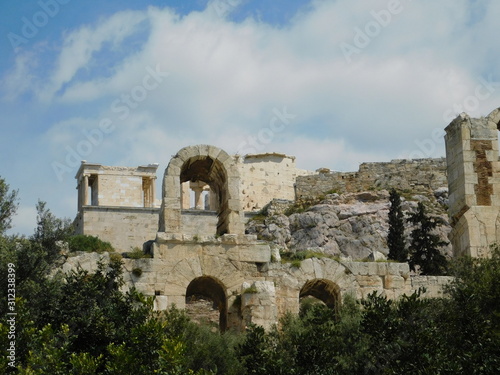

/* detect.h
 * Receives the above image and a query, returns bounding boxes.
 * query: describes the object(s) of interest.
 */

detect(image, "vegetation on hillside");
[387,189,407,262]
[0,176,498,374]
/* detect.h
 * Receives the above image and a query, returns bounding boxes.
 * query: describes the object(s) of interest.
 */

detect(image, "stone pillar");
[241,281,278,331]
[209,189,218,210]
[151,177,156,207]
[181,182,190,209]
[83,175,89,206]
[194,188,203,209]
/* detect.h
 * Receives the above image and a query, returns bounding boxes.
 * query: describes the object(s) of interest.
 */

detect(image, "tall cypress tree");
[387,189,407,262]
[408,202,448,275]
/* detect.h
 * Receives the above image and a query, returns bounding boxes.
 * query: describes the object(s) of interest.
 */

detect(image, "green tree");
[408,202,448,275]
[0,176,19,234]
[442,245,500,374]
[387,189,407,262]
[32,200,73,252]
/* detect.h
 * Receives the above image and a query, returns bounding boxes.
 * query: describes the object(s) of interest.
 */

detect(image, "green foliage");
[243,285,259,294]
[442,245,500,374]
[284,197,323,216]
[408,202,448,275]
[0,176,19,234]
[2,183,499,375]
[126,247,152,259]
[33,200,73,252]
[281,250,340,266]
[67,234,114,253]
[387,189,407,262]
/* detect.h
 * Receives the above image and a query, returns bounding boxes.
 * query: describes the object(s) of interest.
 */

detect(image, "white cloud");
[9,205,37,237]
[3,0,500,233]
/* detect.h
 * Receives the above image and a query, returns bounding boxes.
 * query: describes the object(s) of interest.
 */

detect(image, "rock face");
[246,189,452,261]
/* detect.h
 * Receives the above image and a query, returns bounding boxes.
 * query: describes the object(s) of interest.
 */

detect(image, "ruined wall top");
[295,158,447,199]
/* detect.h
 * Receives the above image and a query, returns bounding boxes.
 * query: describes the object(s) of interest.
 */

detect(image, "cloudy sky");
[1,0,499,235]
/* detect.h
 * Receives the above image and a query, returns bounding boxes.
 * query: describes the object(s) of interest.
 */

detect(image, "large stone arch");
[186,276,228,331]
[299,278,341,310]
[159,145,243,236]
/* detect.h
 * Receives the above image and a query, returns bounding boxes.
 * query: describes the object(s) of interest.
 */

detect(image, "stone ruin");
[68,107,500,330]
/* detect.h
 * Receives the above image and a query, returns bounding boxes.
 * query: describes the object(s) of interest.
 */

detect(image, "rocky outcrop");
[246,189,452,261]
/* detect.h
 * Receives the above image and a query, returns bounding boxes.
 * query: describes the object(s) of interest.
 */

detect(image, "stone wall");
[57,252,453,331]
[445,109,500,257]
[74,206,159,252]
[238,153,312,211]
[180,210,218,236]
[296,158,447,198]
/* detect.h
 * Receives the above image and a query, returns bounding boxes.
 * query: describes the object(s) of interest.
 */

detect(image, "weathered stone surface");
[295,158,447,199]
[445,109,500,257]
[247,190,452,260]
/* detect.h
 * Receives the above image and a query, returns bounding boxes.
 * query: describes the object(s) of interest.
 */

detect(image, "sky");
[1,0,500,235]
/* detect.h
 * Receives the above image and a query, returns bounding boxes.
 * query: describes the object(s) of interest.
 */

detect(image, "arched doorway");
[299,279,340,312]
[186,276,228,331]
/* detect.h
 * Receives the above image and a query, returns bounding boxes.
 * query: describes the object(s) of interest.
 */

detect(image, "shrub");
[243,285,258,294]
[68,234,114,253]
[132,268,143,277]
[126,247,152,259]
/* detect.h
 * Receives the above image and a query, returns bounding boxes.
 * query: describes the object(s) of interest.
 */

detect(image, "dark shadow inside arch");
[180,156,229,236]
[186,276,227,332]
[299,279,340,311]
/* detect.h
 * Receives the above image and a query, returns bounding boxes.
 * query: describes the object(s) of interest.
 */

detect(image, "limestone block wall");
[445,109,500,257]
[96,174,144,207]
[74,206,159,252]
[238,153,312,211]
[296,158,447,198]
[180,210,218,236]
[58,252,453,331]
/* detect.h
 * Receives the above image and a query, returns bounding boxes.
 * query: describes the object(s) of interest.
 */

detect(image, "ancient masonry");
[445,107,500,257]
[69,108,500,330]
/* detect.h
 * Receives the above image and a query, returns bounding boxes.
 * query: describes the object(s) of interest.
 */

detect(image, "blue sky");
[1,0,500,235]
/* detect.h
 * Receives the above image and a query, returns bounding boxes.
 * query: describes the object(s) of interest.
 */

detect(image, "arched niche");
[159,145,243,236]
[299,279,341,311]
[186,276,228,332]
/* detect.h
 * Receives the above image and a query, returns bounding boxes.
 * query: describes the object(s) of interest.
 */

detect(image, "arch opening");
[180,156,229,236]
[299,279,340,312]
[186,276,228,332]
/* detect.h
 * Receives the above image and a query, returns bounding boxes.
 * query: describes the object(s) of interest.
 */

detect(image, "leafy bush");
[126,247,152,259]
[68,234,114,253]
